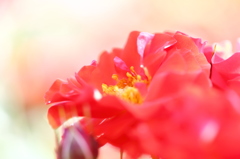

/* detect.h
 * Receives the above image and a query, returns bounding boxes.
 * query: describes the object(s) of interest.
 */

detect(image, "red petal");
[113,56,130,78]
[48,95,126,129]
[172,33,210,76]
[77,51,118,90]
[97,51,117,85]
[95,113,136,142]
[228,77,240,96]
[134,82,148,97]
[144,33,177,57]
[45,79,79,104]
[145,72,210,102]
[143,50,166,77]
[212,52,240,80]
[121,31,141,71]
[155,49,187,74]
[78,65,100,88]
[133,123,163,156]
[137,32,154,58]
[45,79,65,104]
[203,46,214,63]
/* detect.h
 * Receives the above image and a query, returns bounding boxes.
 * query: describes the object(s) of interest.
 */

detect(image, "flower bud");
[57,123,99,159]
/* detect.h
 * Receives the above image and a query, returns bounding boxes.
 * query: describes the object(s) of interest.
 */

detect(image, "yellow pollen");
[101,66,151,104]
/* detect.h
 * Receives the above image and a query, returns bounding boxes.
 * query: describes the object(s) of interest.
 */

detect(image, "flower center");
[102,66,151,104]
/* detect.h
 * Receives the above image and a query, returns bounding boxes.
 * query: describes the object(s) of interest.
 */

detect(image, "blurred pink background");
[1,0,240,158]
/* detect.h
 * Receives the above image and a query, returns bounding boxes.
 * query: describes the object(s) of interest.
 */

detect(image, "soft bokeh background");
[1,0,240,158]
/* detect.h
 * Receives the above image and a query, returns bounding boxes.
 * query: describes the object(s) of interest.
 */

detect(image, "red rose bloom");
[46,31,240,158]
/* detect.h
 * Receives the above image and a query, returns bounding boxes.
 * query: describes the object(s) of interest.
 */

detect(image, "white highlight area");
[137,32,154,57]
[200,120,219,143]
[94,89,102,101]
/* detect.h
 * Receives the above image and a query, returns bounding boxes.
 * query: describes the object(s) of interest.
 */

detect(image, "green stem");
[54,129,59,147]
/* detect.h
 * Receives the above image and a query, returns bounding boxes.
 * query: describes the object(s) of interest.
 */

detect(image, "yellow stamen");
[213,44,217,55]
[143,66,151,81]
[101,66,151,104]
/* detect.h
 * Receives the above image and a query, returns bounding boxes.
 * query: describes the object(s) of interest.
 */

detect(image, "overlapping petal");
[133,86,240,159]
[204,41,240,95]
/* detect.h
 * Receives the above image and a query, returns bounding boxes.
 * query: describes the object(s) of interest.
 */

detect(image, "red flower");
[45,31,213,157]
